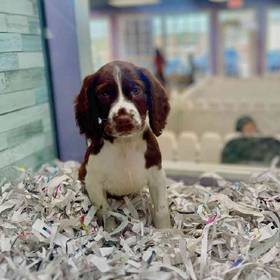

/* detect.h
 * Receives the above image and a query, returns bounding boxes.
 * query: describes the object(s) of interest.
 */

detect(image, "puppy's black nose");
[117,108,127,116]
[114,115,132,126]
[113,115,134,132]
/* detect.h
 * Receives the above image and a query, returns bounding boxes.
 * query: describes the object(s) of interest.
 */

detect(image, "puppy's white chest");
[85,137,147,196]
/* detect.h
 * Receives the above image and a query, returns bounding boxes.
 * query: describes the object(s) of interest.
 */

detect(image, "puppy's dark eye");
[100,92,109,97]
[130,86,142,96]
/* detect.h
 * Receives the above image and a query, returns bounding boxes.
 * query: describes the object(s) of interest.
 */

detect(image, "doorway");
[218,10,257,77]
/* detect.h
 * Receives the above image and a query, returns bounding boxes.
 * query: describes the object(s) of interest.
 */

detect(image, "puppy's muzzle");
[113,115,135,133]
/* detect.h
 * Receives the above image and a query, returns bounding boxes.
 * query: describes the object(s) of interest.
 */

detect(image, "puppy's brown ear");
[138,68,170,136]
[74,74,102,140]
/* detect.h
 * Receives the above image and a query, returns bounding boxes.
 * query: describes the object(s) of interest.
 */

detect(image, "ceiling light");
[109,0,159,7]
[209,0,228,2]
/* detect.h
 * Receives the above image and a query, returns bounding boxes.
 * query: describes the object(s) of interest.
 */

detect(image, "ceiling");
[90,0,214,10]
[90,0,280,13]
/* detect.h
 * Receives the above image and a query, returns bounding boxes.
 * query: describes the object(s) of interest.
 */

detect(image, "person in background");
[154,48,166,86]
[187,54,195,85]
[222,116,280,166]
[235,116,258,136]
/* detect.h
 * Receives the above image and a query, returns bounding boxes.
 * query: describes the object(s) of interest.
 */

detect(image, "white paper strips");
[0,161,280,279]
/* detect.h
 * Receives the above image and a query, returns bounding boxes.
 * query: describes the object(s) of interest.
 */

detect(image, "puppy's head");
[75,61,169,139]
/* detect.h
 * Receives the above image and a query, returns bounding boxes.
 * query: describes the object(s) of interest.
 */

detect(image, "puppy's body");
[75,61,171,228]
[86,132,147,197]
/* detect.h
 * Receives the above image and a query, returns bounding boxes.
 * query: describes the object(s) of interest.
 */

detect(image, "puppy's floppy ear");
[74,74,102,140]
[138,68,170,136]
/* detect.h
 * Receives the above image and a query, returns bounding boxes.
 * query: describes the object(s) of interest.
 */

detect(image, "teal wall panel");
[0,53,18,71]
[0,52,44,71]
[0,34,42,52]
[0,14,40,34]
[0,104,49,134]
[0,0,56,179]
[0,0,35,16]
[0,33,22,52]
[0,89,36,114]
[35,86,48,104]
[22,35,42,51]
[0,68,45,94]
[0,146,55,181]
[0,120,43,150]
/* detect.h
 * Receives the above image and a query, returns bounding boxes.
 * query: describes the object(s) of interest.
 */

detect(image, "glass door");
[118,15,153,69]
[218,10,257,77]
[266,9,280,73]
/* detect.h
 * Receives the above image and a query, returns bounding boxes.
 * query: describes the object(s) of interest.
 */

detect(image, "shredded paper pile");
[1,161,280,280]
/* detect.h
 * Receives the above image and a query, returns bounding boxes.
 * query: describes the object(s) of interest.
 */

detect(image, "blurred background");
[1,0,280,180]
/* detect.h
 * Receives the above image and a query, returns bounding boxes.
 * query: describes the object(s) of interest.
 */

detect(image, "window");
[116,13,209,75]
[154,13,210,78]
[118,15,153,68]
[90,18,112,71]
[152,16,162,48]
[218,10,257,77]
[267,9,280,73]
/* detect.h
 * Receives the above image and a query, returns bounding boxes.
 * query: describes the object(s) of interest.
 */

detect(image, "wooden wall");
[0,0,56,180]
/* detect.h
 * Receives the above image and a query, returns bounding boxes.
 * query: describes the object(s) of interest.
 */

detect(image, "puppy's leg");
[85,174,117,232]
[86,186,108,216]
[148,167,171,229]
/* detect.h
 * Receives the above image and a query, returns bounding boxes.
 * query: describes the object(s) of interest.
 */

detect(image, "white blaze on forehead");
[113,65,123,96]
[109,65,142,125]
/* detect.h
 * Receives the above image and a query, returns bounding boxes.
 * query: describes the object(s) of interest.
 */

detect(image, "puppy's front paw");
[104,216,117,232]
[153,210,171,229]
[96,209,117,232]
[96,209,106,226]
[96,207,111,226]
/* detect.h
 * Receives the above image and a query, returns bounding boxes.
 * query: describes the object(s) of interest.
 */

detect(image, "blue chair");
[267,50,280,72]
[224,49,239,76]
[194,53,209,75]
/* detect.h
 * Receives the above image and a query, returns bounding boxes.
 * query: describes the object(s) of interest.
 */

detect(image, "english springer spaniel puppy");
[75,61,171,229]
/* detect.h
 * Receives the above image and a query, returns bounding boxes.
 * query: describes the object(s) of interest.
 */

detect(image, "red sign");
[227,0,243,9]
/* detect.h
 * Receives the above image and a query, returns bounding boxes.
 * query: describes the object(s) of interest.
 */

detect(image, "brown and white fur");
[75,61,171,229]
